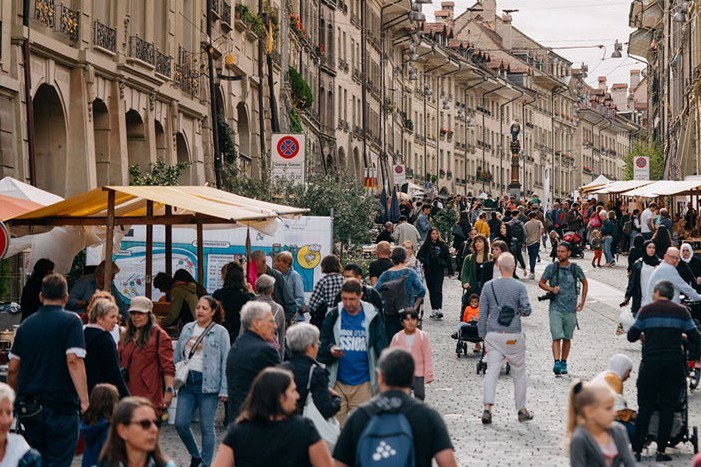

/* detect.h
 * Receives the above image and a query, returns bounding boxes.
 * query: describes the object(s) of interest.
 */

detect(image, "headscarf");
[608,354,633,379]
[642,240,661,267]
[681,243,694,263]
[628,235,645,270]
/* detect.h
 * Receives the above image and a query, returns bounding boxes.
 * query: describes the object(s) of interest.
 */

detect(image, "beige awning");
[589,180,655,195]
[621,180,701,197]
[580,175,611,193]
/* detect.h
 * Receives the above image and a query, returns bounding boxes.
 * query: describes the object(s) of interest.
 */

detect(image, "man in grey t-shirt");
[478,253,533,425]
[538,242,588,376]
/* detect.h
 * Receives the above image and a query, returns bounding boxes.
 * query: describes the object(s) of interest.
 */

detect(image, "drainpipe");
[257,0,267,178]
[22,0,36,186]
[206,0,222,188]
[551,85,569,199]
[482,82,506,191]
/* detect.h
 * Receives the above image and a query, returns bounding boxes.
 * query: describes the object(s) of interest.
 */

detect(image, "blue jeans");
[21,404,79,467]
[175,371,220,466]
[603,236,614,264]
[527,243,540,274]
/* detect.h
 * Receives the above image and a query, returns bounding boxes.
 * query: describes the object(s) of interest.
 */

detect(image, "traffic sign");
[633,156,649,180]
[393,164,406,185]
[0,221,10,261]
[271,134,305,184]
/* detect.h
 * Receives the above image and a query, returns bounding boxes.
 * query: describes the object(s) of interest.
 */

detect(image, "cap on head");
[128,296,153,314]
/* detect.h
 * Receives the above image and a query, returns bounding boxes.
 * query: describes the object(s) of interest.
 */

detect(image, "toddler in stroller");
[452,294,481,357]
[563,231,585,258]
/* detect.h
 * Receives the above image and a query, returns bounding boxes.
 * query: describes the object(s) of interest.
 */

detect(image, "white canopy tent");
[580,175,610,193]
[621,180,701,197]
[589,180,655,195]
[0,177,63,205]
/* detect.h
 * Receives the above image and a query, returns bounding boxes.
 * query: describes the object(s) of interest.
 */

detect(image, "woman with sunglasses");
[211,367,333,467]
[99,397,175,467]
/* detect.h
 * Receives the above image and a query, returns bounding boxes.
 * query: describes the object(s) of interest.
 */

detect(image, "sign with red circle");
[276,136,300,160]
[0,221,10,261]
[394,165,404,174]
[635,157,648,168]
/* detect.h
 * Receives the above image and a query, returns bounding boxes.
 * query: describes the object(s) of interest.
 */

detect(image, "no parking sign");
[271,134,305,184]
[633,156,649,181]
[0,221,9,260]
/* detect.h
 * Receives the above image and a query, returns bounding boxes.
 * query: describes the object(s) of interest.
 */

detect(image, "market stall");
[580,175,611,194]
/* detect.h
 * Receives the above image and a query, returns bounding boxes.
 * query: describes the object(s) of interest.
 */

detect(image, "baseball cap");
[128,296,153,314]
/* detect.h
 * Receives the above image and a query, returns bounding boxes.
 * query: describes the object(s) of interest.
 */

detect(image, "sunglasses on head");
[130,418,161,430]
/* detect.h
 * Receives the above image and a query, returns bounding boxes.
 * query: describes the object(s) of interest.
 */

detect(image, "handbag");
[174,322,215,389]
[491,283,516,327]
[302,364,340,449]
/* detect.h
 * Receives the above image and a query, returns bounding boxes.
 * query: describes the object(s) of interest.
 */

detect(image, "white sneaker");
[430,311,438,319]
[528,273,535,280]
[437,309,444,318]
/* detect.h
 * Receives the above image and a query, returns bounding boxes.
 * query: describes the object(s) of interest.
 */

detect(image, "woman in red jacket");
[119,296,176,418]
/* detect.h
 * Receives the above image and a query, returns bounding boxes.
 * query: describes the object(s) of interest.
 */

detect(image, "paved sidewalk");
[75,251,700,466]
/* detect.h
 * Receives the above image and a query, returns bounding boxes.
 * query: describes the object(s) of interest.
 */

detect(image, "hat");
[128,296,153,314]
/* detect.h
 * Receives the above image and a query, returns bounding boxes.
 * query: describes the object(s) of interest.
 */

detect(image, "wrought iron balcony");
[212,0,220,17]
[156,50,172,77]
[222,0,232,25]
[94,20,117,53]
[60,4,79,41]
[34,0,55,29]
[130,35,155,65]
[175,47,200,95]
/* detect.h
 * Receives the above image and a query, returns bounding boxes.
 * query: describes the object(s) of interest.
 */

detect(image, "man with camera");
[478,253,533,425]
[538,241,588,376]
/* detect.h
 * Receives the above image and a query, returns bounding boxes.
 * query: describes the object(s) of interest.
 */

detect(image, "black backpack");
[377,275,410,316]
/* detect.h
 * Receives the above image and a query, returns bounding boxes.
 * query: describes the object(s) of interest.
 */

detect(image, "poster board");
[109,216,333,303]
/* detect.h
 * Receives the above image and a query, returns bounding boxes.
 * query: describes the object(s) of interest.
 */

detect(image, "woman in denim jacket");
[174,296,230,467]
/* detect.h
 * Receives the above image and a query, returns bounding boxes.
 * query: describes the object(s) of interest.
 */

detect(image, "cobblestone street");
[109,251,701,467]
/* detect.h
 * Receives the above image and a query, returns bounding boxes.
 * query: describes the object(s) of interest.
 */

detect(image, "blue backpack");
[355,407,415,467]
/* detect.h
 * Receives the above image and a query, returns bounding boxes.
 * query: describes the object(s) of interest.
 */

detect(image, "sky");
[424,0,641,88]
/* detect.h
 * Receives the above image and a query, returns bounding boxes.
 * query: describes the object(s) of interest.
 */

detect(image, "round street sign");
[635,157,648,169]
[0,221,10,261]
[394,165,404,175]
[276,136,300,160]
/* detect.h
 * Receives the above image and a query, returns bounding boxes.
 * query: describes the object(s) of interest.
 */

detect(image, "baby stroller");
[455,320,482,359]
[563,231,585,258]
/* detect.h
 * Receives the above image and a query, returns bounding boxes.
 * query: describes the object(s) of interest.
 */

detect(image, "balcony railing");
[60,4,80,41]
[175,47,200,95]
[34,0,55,29]
[211,0,220,17]
[130,35,155,65]
[222,0,232,25]
[94,20,117,52]
[156,50,172,77]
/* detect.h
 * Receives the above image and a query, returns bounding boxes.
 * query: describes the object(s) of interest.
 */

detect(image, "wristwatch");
[165,386,174,394]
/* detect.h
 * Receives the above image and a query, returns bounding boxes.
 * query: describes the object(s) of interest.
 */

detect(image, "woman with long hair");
[652,225,672,260]
[174,296,230,467]
[98,397,175,467]
[460,234,491,309]
[118,298,175,417]
[622,240,660,315]
[213,262,254,342]
[81,384,119,467]
[211,368,333,467]
[417,228,454,319]
[20,258,54,321]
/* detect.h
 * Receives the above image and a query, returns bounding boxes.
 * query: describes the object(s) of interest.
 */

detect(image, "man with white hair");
[645,247,701,307]
[226,301,280,417]
[478,253,533,425]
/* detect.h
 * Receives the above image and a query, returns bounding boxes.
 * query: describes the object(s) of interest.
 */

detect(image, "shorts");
[549,310,577,340]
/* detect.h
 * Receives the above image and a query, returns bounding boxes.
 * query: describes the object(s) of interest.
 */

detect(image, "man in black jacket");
[332,264,384,313]
[251,250,299,323]
[226,301,281,418]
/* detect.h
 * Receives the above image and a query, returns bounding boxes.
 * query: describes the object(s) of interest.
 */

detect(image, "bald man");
[644,247,701,307]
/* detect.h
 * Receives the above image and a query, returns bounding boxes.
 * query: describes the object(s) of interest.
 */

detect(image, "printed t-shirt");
[337,309,369,386]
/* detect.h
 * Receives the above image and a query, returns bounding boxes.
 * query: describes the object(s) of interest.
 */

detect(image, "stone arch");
[176,132,193,184]
[125,109,149,170]
[154,120,166,160]
[236,103,250,159]
[92,99,111,187]
[34,84,67,196]
[353,146,362,181]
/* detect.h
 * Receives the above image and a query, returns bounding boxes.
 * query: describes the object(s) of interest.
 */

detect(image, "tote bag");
[302,365,340,449]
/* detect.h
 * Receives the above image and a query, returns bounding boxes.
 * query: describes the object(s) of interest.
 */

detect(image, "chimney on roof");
[496,11,513,50]
[610,84,628,111]
[598,76,607,92]
[481,0,497,27]
[630,69,641,88]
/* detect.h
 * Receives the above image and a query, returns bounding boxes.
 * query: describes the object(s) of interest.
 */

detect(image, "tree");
[129,158,191,186]
[623,141,664,180]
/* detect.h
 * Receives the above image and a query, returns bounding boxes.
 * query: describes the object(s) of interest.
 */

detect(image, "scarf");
[681,243,694,263]
[642,240,660,267]
[608,354,633,380]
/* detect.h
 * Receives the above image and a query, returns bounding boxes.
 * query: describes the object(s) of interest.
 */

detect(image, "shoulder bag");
[490,283,516,327]
[174,322,215,389]
[302,364,340,449]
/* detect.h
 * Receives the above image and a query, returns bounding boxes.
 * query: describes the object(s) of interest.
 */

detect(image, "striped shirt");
[478,278,532,338]
[627,299,700,360]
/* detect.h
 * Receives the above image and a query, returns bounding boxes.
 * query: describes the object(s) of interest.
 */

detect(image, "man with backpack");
[318,279,388,425]
[508,211,528,278]
[538,241,588,376]
[333,347,457,467]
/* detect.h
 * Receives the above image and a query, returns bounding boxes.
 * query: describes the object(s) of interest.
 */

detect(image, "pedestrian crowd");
[6,190,701,466]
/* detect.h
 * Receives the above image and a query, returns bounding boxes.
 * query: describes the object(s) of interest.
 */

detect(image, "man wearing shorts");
[538,241,588,376]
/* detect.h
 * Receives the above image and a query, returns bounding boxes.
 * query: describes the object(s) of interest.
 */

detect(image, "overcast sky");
[424,0,640,88]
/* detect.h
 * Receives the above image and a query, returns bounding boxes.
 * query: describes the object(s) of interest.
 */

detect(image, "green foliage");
[289,66,313,110]
[222,170,377,254]
[433,207,457,244]
[129,158,191,186]
[623,141,664,180]
[218,115,238,164]
[289,108,303,133]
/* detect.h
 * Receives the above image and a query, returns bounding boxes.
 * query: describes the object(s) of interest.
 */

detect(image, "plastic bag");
[618,309,636,334]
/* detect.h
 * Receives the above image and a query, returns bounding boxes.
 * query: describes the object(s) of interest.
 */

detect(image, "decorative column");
[509,120,522,197]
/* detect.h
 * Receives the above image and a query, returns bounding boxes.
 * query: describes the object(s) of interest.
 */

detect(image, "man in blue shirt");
[318,278,387,425]
[9,273,89,466]
[68,260,128,318]
[274,251,306,320]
